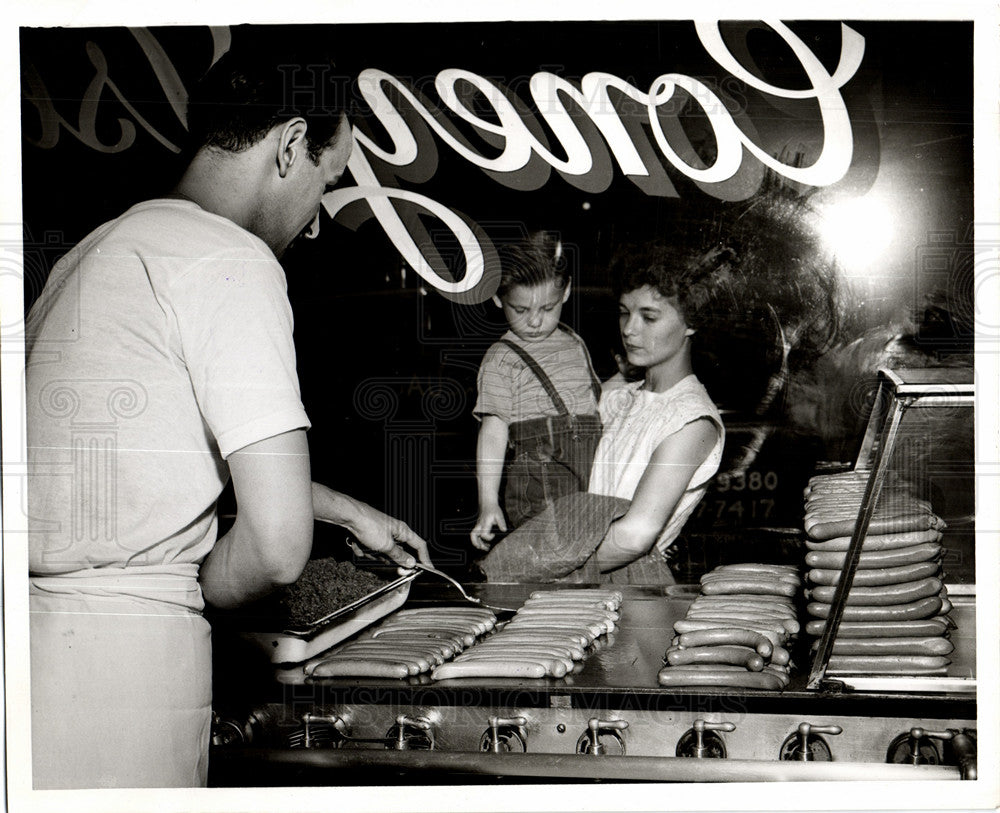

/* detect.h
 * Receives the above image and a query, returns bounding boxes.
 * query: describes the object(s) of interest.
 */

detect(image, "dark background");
[20,20,976,574]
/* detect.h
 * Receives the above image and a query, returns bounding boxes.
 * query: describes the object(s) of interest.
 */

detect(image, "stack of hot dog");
[431,588,623,680]
[308,607,498,678]
[802,471,954,676]
[659,564,800,690]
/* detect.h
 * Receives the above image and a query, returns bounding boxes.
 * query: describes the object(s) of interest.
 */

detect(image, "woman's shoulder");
[661,375,720,417]
[599,379,644,408]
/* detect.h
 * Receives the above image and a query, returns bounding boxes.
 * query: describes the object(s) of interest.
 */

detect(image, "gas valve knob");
[885,727,953,766]
[676,719,736,759]
[576,717,629,755]
[779,722,842,762]
[289,712,348,749]
[210,712,247,748]
[481,716,528,753]
[387,714,435,751]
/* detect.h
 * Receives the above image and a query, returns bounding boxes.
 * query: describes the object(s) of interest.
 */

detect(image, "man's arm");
[311,482,431,567]
[200,429,314,609]
[595,418,717,572]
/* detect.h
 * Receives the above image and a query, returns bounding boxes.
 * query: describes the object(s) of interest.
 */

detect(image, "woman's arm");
[595,417,718,572]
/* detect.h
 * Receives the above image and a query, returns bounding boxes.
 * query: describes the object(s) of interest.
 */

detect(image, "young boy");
[470,233,603,550]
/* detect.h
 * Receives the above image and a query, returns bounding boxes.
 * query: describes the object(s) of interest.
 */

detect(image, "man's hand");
[345,500,431,568]
[312,482,431,568]
[470,504,507,551]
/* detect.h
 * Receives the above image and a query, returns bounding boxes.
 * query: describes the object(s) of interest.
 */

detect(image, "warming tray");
[241,570,419,664]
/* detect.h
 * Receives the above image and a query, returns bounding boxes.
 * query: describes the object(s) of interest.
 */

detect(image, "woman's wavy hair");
[609,241,739,332]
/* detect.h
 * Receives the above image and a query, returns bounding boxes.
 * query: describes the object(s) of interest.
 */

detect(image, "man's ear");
[276,118,309,178]
[561,280,572,303]
[491,294,503,309]
[684,327,696,337]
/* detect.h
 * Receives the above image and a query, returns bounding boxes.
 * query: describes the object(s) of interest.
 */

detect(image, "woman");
[587,242,727,584]
[478,241,727,585]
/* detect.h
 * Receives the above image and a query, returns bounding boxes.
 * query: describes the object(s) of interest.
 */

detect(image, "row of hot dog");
[658,564,800,691]
[306,589,623,680]
[802,471,955,676]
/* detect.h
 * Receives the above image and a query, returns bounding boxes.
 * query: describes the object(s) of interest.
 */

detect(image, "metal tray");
[241,570,419,664]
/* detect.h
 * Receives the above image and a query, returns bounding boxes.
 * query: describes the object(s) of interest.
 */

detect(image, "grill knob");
[885,727,954,766]
[289,713,348,749]
[387,714,435,751]
[481,716,528,753]
[676,719,735,759]
[779,722,842,761]
[576,717,628,755]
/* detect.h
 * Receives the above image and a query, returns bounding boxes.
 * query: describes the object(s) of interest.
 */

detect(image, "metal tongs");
[325,524,516,614]
[401,561,516,615]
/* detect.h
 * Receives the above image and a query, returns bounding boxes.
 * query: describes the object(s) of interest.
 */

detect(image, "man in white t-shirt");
[26,46,430,789]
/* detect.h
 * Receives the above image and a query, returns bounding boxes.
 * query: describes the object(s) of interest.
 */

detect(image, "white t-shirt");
[26,198,310,578]
[588,375,724,554]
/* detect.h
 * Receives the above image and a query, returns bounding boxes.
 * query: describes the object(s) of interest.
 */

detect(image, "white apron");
[29,565,211,789]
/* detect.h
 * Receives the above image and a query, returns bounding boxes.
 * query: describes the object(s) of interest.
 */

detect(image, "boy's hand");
[470,504,507,551]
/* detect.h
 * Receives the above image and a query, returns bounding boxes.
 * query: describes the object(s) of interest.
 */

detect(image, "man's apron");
[29,564,211,789]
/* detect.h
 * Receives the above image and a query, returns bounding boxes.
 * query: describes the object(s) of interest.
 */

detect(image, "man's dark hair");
[185,47,351,161]
[496,231,570,299]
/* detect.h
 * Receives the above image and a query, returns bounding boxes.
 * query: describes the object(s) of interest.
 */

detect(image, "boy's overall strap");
[498,339,570,416]
[557,323,602,403]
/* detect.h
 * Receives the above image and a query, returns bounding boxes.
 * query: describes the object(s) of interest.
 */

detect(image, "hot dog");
[830,636,954,656]
[826,655,950,675]
[806,595,942,621]
[804,617,950,638]
[690,599,796,618]
[512,609,619,633]
[310,659,412,679]
[805,515,944,542]
[522,590,621,610]
[712,563,800,573]
[770,645,791,666]
[530,589,623,603]
[804,543,942,570]
[806,560,941,586]
[701,571,800,585]
[372,626,477,647]
[672,619,787,647]
[665,645,765,671]
[331,647,435,672]
[491,627,591,646]
[808,577,942,606]
[365,633,461,658]
[696,591,798,606]
[804,529,943,552]
[479,636,586,660]
[504,619,606,639]
[455,652,570,677]
[431,660,548,680]
[463,643,576,664]
[684,611,800,634]
[657,667,785,690]
[699,579,798,598]
[676,628,773,657]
